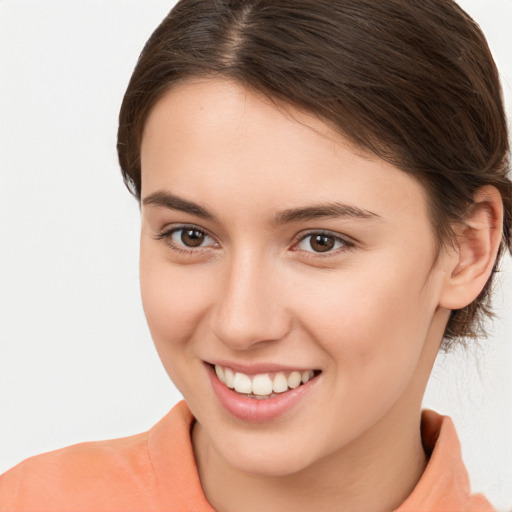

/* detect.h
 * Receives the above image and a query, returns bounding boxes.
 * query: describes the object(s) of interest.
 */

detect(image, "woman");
[1,0,511,510]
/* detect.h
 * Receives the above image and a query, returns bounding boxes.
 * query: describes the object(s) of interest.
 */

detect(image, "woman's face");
[139,79,452,476]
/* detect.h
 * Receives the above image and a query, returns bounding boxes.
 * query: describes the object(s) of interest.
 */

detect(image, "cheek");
[296,260,436,370]
[294,264,438,436]
[139,243,213,359]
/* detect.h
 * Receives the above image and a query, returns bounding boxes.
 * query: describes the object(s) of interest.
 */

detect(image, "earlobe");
[439,185,504,310]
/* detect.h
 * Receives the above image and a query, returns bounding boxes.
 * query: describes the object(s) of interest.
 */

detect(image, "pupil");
[181,229,205,247]
[310,234,334,253]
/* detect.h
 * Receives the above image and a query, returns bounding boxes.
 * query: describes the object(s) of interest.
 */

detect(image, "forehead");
[140,78,430,230]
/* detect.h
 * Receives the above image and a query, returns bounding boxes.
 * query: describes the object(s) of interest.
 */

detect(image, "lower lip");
[206,365,319,423]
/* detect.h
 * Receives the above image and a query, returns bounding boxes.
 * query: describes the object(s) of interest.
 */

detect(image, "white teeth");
[215,365,225,382]
[252,374,274,396]
[272,372,288,393]
[233,372,252,394]
[287,371,302,389]
[224,368,235,389]
[213,365,317,396]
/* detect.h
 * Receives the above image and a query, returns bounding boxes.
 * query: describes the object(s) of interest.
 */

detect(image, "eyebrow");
[142,190,380,225]
[143,191,219,222]
[271,203,380,226]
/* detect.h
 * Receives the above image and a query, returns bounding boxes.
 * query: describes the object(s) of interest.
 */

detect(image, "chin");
[216,433,321,477]
[230,455,309,477]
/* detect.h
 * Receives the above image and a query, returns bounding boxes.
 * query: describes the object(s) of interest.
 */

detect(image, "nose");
[211,249,292,351]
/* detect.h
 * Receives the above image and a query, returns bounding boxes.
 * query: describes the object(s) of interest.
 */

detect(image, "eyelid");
[290,229,355,256]
[155,223,219,251]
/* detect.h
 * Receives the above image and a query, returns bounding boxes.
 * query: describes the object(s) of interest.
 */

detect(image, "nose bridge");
[212,245,291,350]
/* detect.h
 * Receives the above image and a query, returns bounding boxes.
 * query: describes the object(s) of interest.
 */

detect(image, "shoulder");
[0,402,198,511]
[0,430,155,511]
[395,410,495,512]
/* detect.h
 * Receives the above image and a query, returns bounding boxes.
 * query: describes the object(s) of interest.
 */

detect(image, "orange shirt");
[0,402,494,511]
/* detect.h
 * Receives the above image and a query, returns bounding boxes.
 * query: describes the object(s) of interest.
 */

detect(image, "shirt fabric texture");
[0,401,494,511]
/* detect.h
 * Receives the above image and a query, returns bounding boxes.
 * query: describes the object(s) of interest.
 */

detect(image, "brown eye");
[296,232,350,254]
[160,226,217,251]
[309,234,335,252]
[181,229,205,247]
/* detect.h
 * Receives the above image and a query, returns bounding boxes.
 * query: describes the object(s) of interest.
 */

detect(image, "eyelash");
[291,230,355,257]
[155,224,218,256]
[155,224,355,258]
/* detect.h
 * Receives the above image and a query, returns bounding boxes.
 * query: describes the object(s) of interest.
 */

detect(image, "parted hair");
[117,0,512,348]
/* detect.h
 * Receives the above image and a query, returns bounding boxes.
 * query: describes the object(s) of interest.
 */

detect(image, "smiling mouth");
[211,364,321,399]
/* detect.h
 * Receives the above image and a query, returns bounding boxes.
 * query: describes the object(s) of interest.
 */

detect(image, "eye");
[156,225,218,252]
[294,232,353,254]
[171,227,210,248]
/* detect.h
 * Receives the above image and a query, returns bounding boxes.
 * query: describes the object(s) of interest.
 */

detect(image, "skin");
[139,78,503,512]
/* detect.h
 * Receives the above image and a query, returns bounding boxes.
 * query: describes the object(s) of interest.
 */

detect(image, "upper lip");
[205,360,319,375]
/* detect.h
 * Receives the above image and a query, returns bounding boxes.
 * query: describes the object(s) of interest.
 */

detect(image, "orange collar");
[149,403,494,511]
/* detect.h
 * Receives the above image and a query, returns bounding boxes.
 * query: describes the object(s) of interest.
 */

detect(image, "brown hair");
[117,0,512,348]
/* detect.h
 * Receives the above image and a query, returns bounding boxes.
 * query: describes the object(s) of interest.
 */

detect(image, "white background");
[0,1,511,510]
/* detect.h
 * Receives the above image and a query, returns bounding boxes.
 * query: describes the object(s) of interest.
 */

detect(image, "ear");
[439,185,504,310]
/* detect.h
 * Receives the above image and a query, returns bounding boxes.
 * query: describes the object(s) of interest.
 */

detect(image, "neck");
[193,402,427,512]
